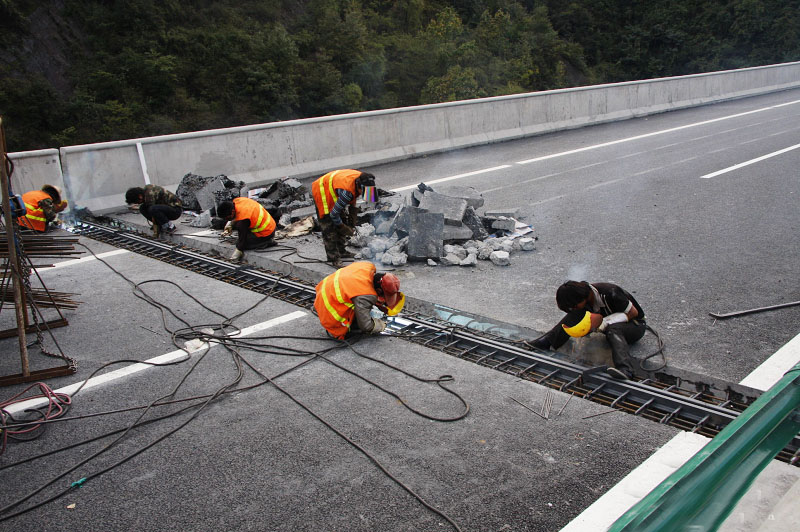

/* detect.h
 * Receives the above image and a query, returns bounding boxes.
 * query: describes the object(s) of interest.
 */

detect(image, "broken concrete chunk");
[485,208,520,218]
[407,210,444,260]
[490,217,517,232]
[500,239,515,253]
[443,244,467,261]
[368,239,388,254]
[418,191,468,226]
[188,210,212,228]
[462,206,489,240]
[391,252,408,266]
[460,253,477,266]
[442,223,474,242]
[440,253,462,266]
[489,250,511,266]
[435,185,485,209]
[477,246,493,260]
[520,237,536,251]
[427,259,438,266]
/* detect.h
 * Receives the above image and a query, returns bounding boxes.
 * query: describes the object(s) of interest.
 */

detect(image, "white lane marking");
[390,165,511,192]
[740,331,800,391]
[700,142,800,178]
[587,178,624,190]
[46,249,130,269]
[517,99,800,166]
[560,329,800,531]
[3,310,307,415]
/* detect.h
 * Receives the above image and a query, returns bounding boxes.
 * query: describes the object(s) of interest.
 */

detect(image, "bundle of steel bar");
[1,287,79,309]
[0,231,80,258]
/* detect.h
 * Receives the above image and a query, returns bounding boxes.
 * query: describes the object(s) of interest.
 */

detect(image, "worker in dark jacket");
[528,281,646,380]
[314,261,402,339]
[18,184,68,232]
[216,197,276,261]
[125,185,182,237]
[311,169,377,268]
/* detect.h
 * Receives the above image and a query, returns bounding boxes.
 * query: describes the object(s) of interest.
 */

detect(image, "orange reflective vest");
[314,261,377,339]
[18,190,51,232]
[233,197,275,237]
[311,169,361,217]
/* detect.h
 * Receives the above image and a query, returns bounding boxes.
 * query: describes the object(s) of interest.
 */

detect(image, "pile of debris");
[351,183,536,267]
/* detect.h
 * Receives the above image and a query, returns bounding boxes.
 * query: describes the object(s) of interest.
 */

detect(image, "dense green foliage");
[1,0,798,151]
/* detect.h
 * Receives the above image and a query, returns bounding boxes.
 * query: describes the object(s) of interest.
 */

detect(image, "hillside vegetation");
[1,0,798,151]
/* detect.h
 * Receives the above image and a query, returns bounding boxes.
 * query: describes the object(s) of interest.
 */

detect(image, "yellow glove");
[222,221,234,236]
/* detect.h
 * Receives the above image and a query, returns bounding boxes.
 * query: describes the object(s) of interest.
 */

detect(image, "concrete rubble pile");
[351,183,536,267]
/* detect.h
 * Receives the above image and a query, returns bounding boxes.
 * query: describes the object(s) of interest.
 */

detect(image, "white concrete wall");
[10,61,800,214]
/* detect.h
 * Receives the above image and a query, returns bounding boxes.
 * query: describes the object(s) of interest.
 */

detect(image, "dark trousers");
[233,219,275,251]
[318,215,351,262]
[541,316,646,376]
[140,204,182,227]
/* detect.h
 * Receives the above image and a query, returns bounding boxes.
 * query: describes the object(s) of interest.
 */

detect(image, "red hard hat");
[380,273,401,307]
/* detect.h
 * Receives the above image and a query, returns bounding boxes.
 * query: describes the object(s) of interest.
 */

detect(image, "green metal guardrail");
[608,362,800,532]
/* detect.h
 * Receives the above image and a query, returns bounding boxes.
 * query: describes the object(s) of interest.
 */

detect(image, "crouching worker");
[528,281,646,380]
[216,197,276,261]
[18,184,68,232]
[314,261,403,340]
[312,169,377,268]
[125,185,182,237]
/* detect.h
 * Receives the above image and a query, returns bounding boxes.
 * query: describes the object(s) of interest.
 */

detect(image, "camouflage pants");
[318,215,351,262]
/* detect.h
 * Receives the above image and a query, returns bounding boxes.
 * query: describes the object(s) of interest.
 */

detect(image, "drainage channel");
[71,220,800,466]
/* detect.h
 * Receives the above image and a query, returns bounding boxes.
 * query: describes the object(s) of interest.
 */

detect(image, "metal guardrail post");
[608,362,800,531]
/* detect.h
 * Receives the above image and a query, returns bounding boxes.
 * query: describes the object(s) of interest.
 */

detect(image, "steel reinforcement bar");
[70,220,800,465]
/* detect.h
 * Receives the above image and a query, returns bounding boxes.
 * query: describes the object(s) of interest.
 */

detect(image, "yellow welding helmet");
[562,310,592,337]
[386,292,405,316]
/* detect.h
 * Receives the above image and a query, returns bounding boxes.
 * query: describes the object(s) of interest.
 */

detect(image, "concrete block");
[462,206,489,240]
[460,253,477,266]
[407,210,444,260]
[435,185,485,208]
[491,217,517,232]
[418,191,468,226]
[477,246,493,260]
[485,208,520,218]
[443,223,474,242]
[196,178,227,211]
[520,237,536,251]
[391,252,408,266]
[489,250,511,266]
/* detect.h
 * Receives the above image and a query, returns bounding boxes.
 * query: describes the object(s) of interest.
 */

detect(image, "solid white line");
[390,165,511,192]
[517,99,800,166]
[48,249,130,269]
[700,143,800,179]
[740,331,800,391]
[560,329,800,531]
[3,310,307,414]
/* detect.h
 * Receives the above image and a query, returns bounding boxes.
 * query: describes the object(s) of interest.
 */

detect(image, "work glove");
[230,248,244,261]
[371,318,386,334]
[222,221,234,236]
[598,312,628,332]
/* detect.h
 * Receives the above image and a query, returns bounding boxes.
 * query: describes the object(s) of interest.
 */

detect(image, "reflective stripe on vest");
[320,270,355,328]
[251,208,269,234]
[23,202,46,222]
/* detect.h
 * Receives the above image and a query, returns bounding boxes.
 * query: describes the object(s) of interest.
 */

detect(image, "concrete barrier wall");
[9,61,800,213]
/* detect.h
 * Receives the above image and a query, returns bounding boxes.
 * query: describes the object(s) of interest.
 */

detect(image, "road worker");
[217,197,276,261]
[311,169,377,268]
[314,261,402,339]
[18,184,68,232]
[125,185,182,237]
[528,281,646,380]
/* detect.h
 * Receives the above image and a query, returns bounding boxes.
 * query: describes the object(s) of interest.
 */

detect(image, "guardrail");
[8,61,800,214]
[608,362,800,531]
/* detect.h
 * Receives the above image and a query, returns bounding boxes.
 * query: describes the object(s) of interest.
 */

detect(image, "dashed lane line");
[3,310,308,415]
[700,142,800,179]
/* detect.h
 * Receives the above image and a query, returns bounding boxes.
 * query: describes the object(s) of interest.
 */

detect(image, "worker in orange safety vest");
[311,169,377,268]
[18,185,68,232]
[314,261,402,340]
[216,197,276,261]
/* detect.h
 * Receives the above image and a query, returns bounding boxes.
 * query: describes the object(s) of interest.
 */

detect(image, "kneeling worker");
[314,261,403,339]
[216,197,276,261]
[528,281,646,380]
[312,169,377,268]
[125,185,182,237]
[18,184,68,232]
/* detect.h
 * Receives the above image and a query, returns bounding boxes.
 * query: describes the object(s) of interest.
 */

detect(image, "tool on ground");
[709,300,800,319]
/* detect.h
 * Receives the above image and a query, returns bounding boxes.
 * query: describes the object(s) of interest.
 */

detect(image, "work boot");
[525,337,551,351]
[163,222,177,235]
